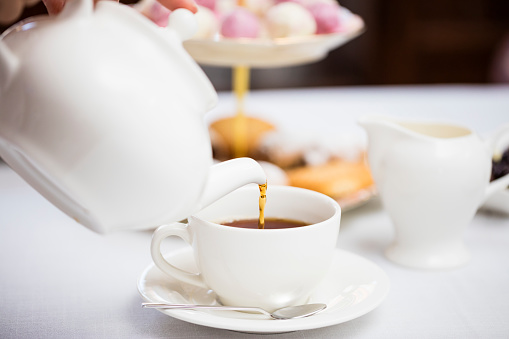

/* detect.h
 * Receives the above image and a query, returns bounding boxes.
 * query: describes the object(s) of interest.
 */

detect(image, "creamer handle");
[484,124,509,200]
[151,223,208,288]
[198,158,267,211]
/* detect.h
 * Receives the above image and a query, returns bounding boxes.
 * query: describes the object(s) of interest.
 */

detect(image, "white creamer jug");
[360,115,509,269]
[0,0,266,233]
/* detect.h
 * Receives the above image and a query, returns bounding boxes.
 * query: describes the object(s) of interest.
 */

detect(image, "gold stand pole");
[232,65,250,158]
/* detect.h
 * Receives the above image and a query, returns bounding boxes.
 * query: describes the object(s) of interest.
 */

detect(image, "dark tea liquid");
[223,218,308,230]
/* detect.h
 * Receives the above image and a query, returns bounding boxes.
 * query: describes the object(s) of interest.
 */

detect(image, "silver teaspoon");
[142,302,327,320]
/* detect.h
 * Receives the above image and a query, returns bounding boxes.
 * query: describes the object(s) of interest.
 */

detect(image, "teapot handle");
[484,124,509,200]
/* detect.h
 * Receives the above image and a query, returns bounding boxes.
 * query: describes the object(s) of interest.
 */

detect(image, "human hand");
[42,0,197,15]
[158,0,197,13]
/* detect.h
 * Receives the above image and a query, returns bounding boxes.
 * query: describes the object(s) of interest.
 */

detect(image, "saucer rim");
[137,248,390,333]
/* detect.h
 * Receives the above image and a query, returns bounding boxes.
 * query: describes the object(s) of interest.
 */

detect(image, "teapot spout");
[198,158,267,211]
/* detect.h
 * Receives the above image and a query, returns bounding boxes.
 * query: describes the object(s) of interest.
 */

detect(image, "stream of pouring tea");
[258,182,267,229]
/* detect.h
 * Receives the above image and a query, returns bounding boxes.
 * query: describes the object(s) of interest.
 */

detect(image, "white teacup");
[151,185,341,311]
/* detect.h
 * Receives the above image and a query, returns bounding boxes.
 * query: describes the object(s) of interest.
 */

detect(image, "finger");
[42,0,66,15]
[158,0,198,13]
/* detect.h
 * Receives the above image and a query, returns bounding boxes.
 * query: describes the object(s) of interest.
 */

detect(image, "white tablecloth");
[1,85,508,338]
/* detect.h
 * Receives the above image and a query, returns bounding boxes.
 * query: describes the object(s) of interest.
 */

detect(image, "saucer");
[137,248,390,334]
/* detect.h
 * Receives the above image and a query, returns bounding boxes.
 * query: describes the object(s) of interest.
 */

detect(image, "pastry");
[243,0,274,16]
[258,130,366,169]
[307,2,341,34]
[286,159,374,199]
[220,8,261,38]
[209,116,276,160]
[265,2,316,38]
[136,0,361,40]
[194,5,219,39]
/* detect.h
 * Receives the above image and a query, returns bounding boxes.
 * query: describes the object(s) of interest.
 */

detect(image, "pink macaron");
[220,8,261,38]
[307,2,341,34]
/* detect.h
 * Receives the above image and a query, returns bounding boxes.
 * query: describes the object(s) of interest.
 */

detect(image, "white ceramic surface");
[482,189,509,215]
[151,185,341,312]
[138,247,390,334]
[0,0,267,233]
[183,21,364,68]
[360,116,509,270]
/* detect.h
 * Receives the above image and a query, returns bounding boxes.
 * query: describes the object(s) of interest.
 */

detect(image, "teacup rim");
[189,185,341,232]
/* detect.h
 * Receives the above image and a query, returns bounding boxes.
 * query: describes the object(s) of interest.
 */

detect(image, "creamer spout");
[358,115,414,142]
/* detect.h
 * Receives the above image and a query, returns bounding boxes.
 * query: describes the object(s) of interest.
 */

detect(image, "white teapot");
[0,0,266,233]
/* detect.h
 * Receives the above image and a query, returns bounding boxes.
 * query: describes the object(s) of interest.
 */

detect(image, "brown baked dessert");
[286,159,374,199]
[209,116,275,160]
[209,116,375,201]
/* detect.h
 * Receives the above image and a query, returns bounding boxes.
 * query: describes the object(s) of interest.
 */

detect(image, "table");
[1,85,508,338]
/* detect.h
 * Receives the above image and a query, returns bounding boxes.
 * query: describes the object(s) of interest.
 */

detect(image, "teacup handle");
[151,223,208,289]
[485,124,509,200]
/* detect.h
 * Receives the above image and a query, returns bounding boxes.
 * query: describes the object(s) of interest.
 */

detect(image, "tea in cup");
[151,185,341,312]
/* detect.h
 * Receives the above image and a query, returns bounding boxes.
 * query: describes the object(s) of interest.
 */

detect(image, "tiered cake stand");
[183,14,364,156]
[182,17,371,210]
